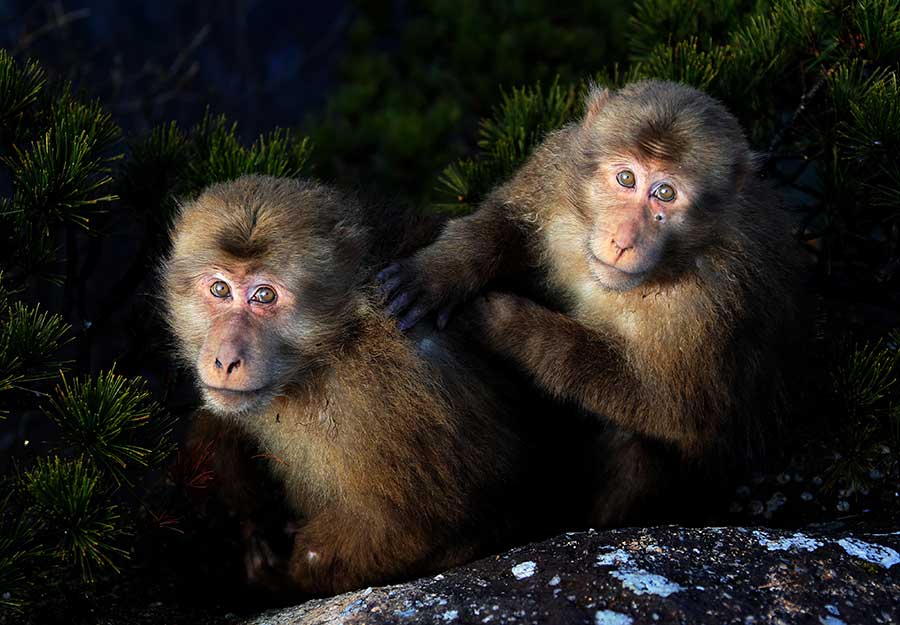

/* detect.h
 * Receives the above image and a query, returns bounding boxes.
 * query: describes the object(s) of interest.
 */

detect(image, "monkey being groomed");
[162,175,537,597]
[381,80,806,527]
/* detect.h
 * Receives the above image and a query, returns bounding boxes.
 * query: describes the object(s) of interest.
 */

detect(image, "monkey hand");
[377,254,461,332]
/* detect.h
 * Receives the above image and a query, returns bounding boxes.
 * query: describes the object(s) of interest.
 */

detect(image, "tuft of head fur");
[167,175,369,306]
[574,80,756,213]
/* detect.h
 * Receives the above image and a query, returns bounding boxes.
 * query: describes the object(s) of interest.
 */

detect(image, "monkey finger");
[436,302,459,330]
[376,263,402,283]
[379,275,408,298]
[398,305,431,332]
[385,291,414,317]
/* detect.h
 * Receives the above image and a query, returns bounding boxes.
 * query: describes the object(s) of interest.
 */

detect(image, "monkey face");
[572,81,753,292]
[581,156,693,291]
[192,267,297,414]
[163,175,369,417]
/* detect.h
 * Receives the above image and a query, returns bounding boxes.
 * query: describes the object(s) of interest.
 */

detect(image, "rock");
[242,525,900,625]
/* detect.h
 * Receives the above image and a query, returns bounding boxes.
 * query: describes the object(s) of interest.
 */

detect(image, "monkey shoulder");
[490,125,577,214]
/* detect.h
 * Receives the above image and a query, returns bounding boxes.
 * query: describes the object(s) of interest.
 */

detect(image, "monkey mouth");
[201,384,274,412]
[586,253,647,290]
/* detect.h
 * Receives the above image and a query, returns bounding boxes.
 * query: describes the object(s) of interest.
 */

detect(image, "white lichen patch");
[548,575,561,586]
[511,561,537,579]
[340,597,367,617]
[597,549,633,566]
[441,609,459,621]
[609,569,684,597]
[753,530,823,552]
[595,609,634,625]
[836,537,900,568]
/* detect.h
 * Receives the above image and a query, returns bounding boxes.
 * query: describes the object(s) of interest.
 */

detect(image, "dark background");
[0,0,348,139]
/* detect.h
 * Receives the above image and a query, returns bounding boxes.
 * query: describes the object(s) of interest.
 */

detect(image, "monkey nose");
[612,238,635,261]
[214,357,242,375]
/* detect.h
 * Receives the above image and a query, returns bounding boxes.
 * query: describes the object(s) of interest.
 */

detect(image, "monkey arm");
[471,292,711,453]
[379,199,529,331]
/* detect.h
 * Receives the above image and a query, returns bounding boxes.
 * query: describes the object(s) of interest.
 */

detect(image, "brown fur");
[382,80,804,526]
[163,175,524,595]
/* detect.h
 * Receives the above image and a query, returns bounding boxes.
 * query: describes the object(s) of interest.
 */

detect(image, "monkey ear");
[582,84,611,129]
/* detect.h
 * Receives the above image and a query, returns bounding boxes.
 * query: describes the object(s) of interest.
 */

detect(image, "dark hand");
[377,258,460,331]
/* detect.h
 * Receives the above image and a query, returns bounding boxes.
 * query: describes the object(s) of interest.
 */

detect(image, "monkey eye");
[250,286,277,304]
[210,281,231,298]
[616,170,636,188]
[653,183,676,202]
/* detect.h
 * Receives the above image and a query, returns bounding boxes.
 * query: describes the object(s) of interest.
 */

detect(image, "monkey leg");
[590,429,682,528]
[186,413,296,589]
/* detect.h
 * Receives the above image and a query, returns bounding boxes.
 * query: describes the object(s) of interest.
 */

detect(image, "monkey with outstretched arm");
[382,80,805,525]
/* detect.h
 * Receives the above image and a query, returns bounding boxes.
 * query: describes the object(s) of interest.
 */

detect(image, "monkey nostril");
[613,239,633,252]
[215,358,223,369]
[227,359,241,375]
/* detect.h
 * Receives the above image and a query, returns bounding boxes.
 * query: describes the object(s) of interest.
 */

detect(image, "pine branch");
[434,78,580,213]
[765,73,827,167]
[44,370,174,486]
[0,496,42,612]
[24,456,128,582]
[0,50,45,140]
[182,111,314,197]
[0,302,70,394]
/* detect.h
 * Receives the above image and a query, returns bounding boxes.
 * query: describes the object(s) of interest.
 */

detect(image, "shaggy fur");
[163,175,525,595]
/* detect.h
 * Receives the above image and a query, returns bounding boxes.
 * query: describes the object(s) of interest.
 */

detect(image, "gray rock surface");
[242,525,900,625]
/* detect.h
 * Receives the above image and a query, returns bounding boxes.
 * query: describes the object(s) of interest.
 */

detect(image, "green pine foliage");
[0,51,45,144]
[309,0,631,202]
[44,371,173,486]
[0,53,179,613]
[435,79,581,213]
[183,112,313,195]
[827,334,900,494]
[120,112,313,229]
[0,302,70,393]
[24,457,127,582]
[0,503,42,612]
[0,50,121,281]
